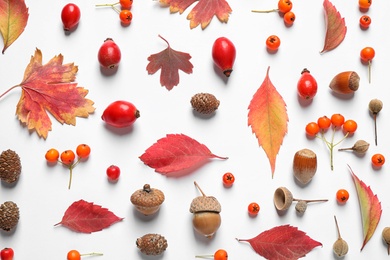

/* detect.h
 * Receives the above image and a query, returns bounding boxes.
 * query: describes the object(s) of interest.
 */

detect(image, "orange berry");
[45,148,59,163]
[358,0,371,9]
[67,250,81,260]
[331,114,345,128]
[213,249,228,260]
[317,116,331,130]
[371,153,385,167]
[336,189,349,204]
[76,144,91,158]
[305,122,320,136]
[342,120,358,133]
[283,11,295,25]
[119,9,132,24]
[60,150,76,165]
[248,202,260,215]
[278,0,293,13]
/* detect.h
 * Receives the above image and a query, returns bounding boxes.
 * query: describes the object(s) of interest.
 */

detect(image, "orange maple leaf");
[0,48,95,139]
[0,0,29,53]
[248,67,288,178]
[159,0,232,29]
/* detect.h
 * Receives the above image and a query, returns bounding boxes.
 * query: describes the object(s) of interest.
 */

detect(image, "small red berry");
[61,3,81,31]
[222,172,235,187]
[98,38,122,69]
[248,202,260,215]
[0,248,14,260]
[297,68,318,100]
[212,37,236,77]
[106,165,121,182]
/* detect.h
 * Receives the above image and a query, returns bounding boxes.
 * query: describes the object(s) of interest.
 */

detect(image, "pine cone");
[0,201,20,231]
[136,233,168,255]
[0,150,21,184]
[190,93,220,114]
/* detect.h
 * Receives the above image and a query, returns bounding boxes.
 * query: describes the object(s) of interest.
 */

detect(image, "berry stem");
[251,8,279,13]
[368,60,372,84]
[80,252,104,257]
[373,114,378,145]
[195,255,213,259]
[334,215,342,239]
[0,85,20,100]
[68,166,73,190]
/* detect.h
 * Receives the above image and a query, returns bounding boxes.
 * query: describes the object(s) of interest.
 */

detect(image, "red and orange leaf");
[248,66,288,178]
[237,225,322,260]
[54,200,123,234]
[146,35,193,90]
[0,0,29,53]
[139,133,227,176]
[159,0,232,29]
[15,48,95,139]
[320,0,347,53]
[349,165,382,251]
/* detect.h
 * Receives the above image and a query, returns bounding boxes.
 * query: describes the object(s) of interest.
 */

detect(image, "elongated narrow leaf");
[237,225,322,260]
[139,134,227,176]
[0,0,29,53]
[349,165,382,250]
[54,200,123,233]
[248,66,288,178]
[320,0,347,53]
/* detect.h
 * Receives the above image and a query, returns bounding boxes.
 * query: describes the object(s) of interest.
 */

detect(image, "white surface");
[1,0,390,259]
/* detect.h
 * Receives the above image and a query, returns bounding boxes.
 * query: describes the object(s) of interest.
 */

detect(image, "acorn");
[0,201,20,232]
[190,181,221,238]
[293,148,317,185]
[0,149,21,184]
[136,233,168,255]
[130,184,165,216]
[190,93,220,114]
[329,71,360,94]
[382,227,390,255]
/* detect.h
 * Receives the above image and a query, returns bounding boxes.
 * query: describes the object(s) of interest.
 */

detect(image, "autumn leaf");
[348,165,382,251]
[0,0,29,53]
[248,66,288,178]
[54,200,123,233]
[320,0,347,53]
[139,133,227,176]
[159,0,232,29]
[0,48,95,139]
[237,225,322,260]
[146,35,193,90]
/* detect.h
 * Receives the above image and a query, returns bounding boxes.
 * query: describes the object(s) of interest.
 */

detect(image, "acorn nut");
[190,181,221,238]
[0,201,20,232]
[293,148,317,185]
[329,71,360,94]
[136,233,168,255]
[130,184,165,216]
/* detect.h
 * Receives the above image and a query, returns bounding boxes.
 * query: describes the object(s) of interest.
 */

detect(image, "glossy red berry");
[101,100,140,128]
[61,3,81,31]
[248,202,260,215]
[0,248,14,260]
[222,172,235,187]
[212,37,236,77]
[98,38,122,69]
[297,68,318,100]
[120,0,133,9]
[106,165,121,182]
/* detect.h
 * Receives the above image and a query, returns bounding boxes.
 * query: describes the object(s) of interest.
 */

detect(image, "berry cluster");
[45,144,91,189]
[252,0,295,26]
[305,114,357,170]
[96,0,133,25]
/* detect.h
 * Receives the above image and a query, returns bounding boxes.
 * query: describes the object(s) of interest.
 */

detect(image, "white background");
[1,0,390,259]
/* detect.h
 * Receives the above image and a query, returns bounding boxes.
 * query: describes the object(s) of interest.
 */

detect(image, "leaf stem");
[0,85,20,100]
[158,34,170,48]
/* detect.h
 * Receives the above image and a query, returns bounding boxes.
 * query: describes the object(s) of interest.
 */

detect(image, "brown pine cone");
[190,93,220,114]
[136,233,168,255]
[0,149,21,184]
[0,201,20,231]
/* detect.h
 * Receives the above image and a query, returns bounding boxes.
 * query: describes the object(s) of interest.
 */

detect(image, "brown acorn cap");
[189,196,221,213]
[0,149,21,184]
[130,184,165,207]
[136,233,168,255]
[0,201,20,231]
[190,93,220,114]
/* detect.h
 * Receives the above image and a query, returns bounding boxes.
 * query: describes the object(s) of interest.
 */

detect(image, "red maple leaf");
[0,49,95,139]
[146,35,193,90]
[139,133,227,176]
[54,200,123,233]
[159,0,232,29]
[237,225,322,260]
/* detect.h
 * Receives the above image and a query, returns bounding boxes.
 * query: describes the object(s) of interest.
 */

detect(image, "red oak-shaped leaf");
[0,0,29,53]
[2,48,95,139]
[348,165,382,251]
[237,225,322,260]
[139,133,227,176]
[320,0,347,53]
[146,35,193,90]
[248,66,288,178]
[54,200,123,233]
[159,0,232,29]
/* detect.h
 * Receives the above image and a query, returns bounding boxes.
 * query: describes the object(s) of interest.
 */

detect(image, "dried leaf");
[139,133,227,176]
[54,200,123,233]
[0,0,29,53]
[320,0,347,53]
[146,35,193,90]
[237,225,322,260]
[248,66,288,178]
[159,0,232,29]
[10,48,95,139]
[348,165,382,251]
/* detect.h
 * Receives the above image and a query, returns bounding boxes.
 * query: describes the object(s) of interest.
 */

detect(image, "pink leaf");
[349,165,382,250]
[54,200,123,233]
[139,134,227,176]
[237,225,322,260]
